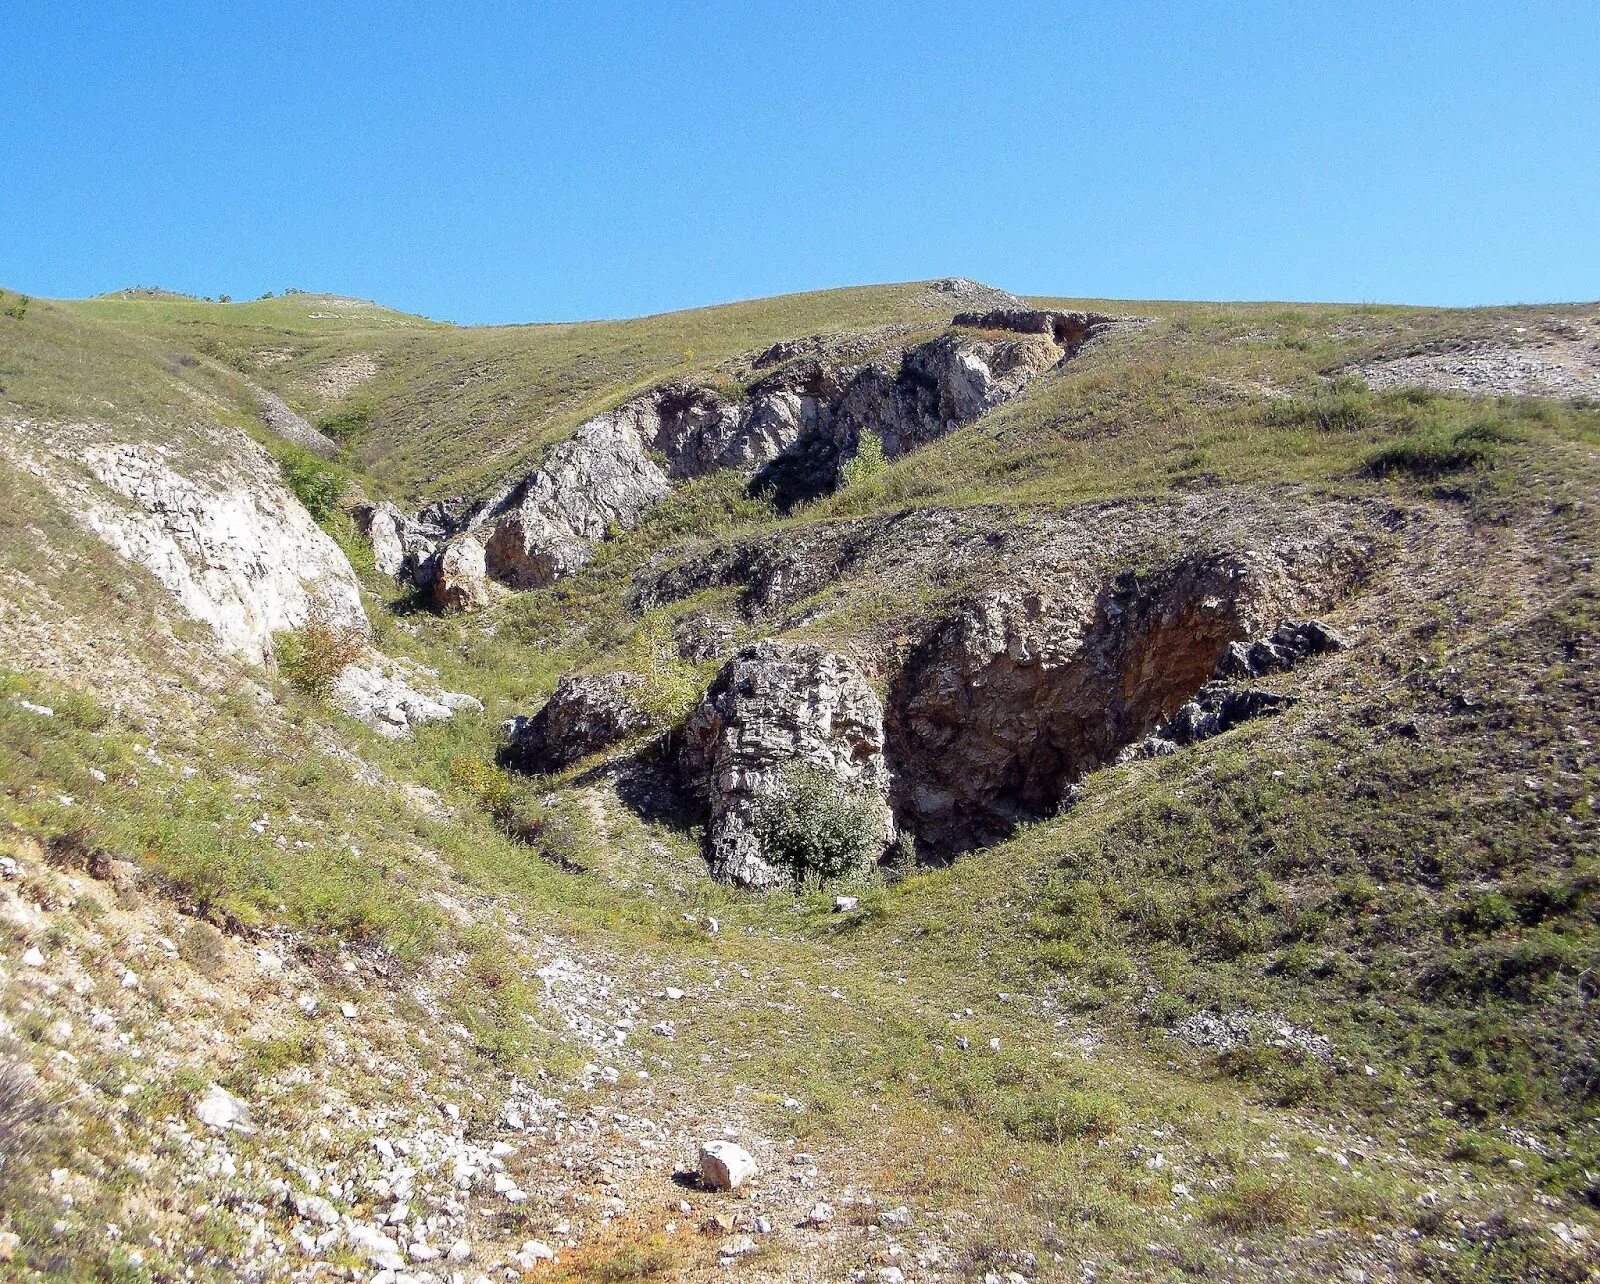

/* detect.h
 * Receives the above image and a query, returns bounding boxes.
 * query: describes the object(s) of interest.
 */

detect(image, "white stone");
[833,895,859,912]
[21,947,44,967]
[347,1223,404,1269]
[699,1139,757,1191]
[194,1084,254,1133]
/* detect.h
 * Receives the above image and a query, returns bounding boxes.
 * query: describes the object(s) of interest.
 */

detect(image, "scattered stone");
[699,1140,757,1191]
[833,895,860,912]
[513,1239,555,1269]
[194,1084,254,1134]
[21,946,44,967]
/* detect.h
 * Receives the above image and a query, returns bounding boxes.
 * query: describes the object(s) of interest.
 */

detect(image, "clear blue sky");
[4,2,1597,323]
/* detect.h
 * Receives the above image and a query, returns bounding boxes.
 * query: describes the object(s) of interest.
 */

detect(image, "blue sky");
[4,2,1597,323]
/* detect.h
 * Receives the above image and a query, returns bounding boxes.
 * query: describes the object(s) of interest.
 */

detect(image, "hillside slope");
[1,279,1598,1283]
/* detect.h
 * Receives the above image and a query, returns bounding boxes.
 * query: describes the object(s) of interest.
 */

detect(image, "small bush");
[273,443,345,523]
[1363,416,1521,479]
[1264,378,1372,433]
[275,601,366,696]
[449,754,549,845]
[1203,1173,1306,1232]
[841,430,887,490]
[618,615,703,728]
[317,401,374,442]
[0,1051,52,1180]
[1004,1087,1128,1143]
[753,762,884,884]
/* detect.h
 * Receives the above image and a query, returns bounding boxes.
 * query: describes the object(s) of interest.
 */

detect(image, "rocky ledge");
[360,310,1124,612]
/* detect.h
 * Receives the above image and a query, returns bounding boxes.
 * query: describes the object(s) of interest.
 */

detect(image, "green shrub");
[275,602,366,696]
[1202,1173,1306,1231]
[1363,416,1521,479]
[1264,377,1372,433]
[317,401,374,442]
[841,430,887,490]
[753,762,884,884]
[1003,1086,1128,1143]
[618,614,704,727]
[273,443,345,523]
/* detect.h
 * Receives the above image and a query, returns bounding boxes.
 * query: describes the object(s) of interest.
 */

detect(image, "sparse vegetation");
[1,281,1597,1280]
[273,602,366,695]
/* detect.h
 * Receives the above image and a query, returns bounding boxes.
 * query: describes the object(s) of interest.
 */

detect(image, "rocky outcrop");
[885,554,1311,857]
[370,313,1127,609]
[255,389,339,458]
[1118,618,1348,759]
[481,411,674,589]
[951,308,1107,349]
[332,655,483,739]
[751,324,1100,506]
[12,429,366,665]
[1216,618,1347,679]
[500,672,654,773]
[431,532,493,613]
[353,501,444,581]
[679,642,893,888]
[924,277,1024,308]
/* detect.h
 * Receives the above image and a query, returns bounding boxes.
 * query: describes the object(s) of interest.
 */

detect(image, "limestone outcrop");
[10,425,365,664]
[500,671,654,773]
[884,554,1306,857]
[353,501,445,582]
[678,642,893,888]
[333,655,484,739]
[366,312,1124,609]
[431,532,494,613]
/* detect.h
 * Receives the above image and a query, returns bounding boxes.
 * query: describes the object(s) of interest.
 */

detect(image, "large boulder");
[430,532,493,613]
[500,671,654,773]
[679,641,893,888]
[354,500,443,581]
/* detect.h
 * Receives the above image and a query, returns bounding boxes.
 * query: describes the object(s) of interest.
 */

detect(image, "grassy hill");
[1,279,1598,1282]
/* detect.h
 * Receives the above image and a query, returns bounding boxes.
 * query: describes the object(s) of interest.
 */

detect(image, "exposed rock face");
[674,612,740,662]
[924,277,1024,308]
[500,671,653,773]
[332,655,483,739]
[885,555,1302,857]
[431,532,493,613]
[951,307,1107,348]
[679,642,893,888]
[1216,618,1347,679]
[752,325,1101,506]
[1118,617,1348,759]
[483,413,673,589]
[372,313,1129,609]
[16,431,366,665]
[1160,683,1291,745]
[354,501,444,581]
[255,389,339,458]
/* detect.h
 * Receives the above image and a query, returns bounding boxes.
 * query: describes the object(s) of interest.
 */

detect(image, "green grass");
[5,281,1600,1278]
